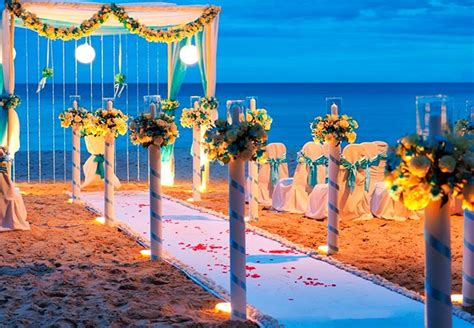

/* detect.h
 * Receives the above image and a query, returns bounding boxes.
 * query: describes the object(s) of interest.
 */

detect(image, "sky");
[8,0,474,83]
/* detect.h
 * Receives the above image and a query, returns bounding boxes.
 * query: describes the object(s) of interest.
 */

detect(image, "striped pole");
[463,209,474,306]
[228,101,247,321]
[71,99,81,203]
[327,103,340,255]
[149,103,163,261]
[424,113,452,328]
[248,98,259,221]
[104,101,115,226]
[192,100,202,201]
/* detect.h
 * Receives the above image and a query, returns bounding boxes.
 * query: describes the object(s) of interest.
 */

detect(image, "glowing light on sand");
[67,198,73,204]
[95,216,105,224]
[179,44,198,65]
[187,197,194,202]
[215,302,231,313]
[451,294,463,305]
[75,42,96,64]
[199,185,206,193]
[317,245,329,255]
[140,249,151,257]
[244,216,250,222]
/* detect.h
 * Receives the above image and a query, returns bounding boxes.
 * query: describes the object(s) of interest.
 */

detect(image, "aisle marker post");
[327,102,340,255]
[463,209,474,306]
[104,100,115,226]
[424,107,452,328]
[248,97,259,221]
[149,100,163,261]
[71,97,81,203]
[228,100,247,321]
[192,99,202,201]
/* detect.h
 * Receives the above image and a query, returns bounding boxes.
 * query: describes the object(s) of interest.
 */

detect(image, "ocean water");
[11,82,474,181]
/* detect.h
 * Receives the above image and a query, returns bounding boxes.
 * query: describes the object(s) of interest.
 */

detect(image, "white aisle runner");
[82,191,472,328]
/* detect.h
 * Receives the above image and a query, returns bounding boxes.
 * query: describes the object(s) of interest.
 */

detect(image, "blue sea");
[10,82,474,181]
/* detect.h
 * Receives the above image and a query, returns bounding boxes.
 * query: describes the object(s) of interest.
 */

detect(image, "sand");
[0,183,257,327]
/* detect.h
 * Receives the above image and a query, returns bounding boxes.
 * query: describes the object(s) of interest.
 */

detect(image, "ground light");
[317,245,329,255]
[140,249,151,257]
[95,216,105,224]
[215,302,231,314]
[451,294,463,305]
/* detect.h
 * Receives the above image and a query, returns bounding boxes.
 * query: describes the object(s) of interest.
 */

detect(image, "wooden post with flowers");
[104,101,116,226]
[149,102,163,261]
[327,103,341,255]
[71,99,82,203]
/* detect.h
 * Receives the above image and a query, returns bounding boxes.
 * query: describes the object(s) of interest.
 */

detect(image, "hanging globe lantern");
[179,45,199,65]
[75,42,96,64]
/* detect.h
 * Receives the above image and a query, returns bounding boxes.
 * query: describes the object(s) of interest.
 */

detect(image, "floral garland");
[311,114,358,145]
[129,112,179,148]
[385,134,474,211]
[161,99,180,116]
[455,119,474,136]
[247,108,272,131]
[9,2,220,43]
[180,98,215,128]
[83,107,129,138]
[203,119,267,165]
[0,95,21,111]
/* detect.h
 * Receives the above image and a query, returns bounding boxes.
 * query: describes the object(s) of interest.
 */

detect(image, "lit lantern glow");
[187,197,194,202]
[95,216,105,224]
[215,302,231,313]
[140,249,151,257]
[67,198,74,204]
[317,245,329,255]
[179,45,199,65]
[451,294,463,305]
[0,48,16,64]
[75,42,96,64]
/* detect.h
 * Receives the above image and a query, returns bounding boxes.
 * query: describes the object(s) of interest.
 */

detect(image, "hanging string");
[51,40,56,182]
[112,35,117,173]
[147,42,150,95]
[89,36,93,111]
[136,37,140,180]
[37,34,42,182]
[62,40,66,181]
[118,34,122,76]
[156,43,159,95]
[100,35,104,101]
[125,34,130,182]
[74,39,78,96]
[25,29,31,182]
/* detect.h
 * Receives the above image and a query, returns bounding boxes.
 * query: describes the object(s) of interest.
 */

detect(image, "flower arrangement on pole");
[246,107,272,131]
[0,95,21,111]
[385,134,474,211]
[311,114,358,145]
[161,99,180,116]
[84,108,129,138]
[58,106,91,129]
[129,112,179,148]
[180,97,217,128]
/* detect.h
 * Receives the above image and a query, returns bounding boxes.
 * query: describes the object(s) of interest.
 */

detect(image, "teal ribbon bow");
[340,157,368,193]
[298,152,328,188]
[162,144,174,163]
[94,154,105,179]
[267,155,286,186]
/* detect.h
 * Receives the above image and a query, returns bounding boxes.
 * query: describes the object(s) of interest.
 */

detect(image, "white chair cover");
[370,181,421,221]
[0,164,29,232]
[258,143,289,206]
[306,144,373,221]
[272,142,326,213]
[82,136,121,189]
[360,141,388,195]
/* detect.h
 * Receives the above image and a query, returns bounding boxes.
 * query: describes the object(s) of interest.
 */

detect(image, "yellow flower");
[408,155,431,178]
[339,119,349,129]
[74,115,82,123]
[346,132,356,143]
[403,183,431,210]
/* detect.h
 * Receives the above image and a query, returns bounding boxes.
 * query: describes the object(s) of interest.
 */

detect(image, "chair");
[258,143,289,206]
[370,182,421,221]
[272,142,327,213]
[306,144,373,221]
[360,141,388,195]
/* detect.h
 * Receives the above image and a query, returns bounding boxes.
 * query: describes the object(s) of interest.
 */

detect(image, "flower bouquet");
[86,107,128,138]
[58,106,91,129]
[455,119,474,136]
[0,95,21,111]
[161,99,180,116]
[113,73,127,98]
[129,112,179,148]
[246,107,272,131]
[310,114,358,145]
[385,134,474,211]
[37,67,53,93]
[203,119,267,165]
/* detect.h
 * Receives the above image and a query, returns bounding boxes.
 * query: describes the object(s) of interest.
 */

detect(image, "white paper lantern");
[75,42,96,64]
[0,48,16,64]
[179,45,198,65]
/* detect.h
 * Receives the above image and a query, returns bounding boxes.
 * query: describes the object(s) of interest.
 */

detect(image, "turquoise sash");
[94,154,105,179]
[365,152,388,192]
[298,152,328,188]
[267,155,286,186]
[162,144,174,163]
[340,157,368,193]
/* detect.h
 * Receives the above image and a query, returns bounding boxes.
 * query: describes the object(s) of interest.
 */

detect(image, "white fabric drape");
[82,136,121,189]
[0,167,29,232]
[202,16,219,98]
